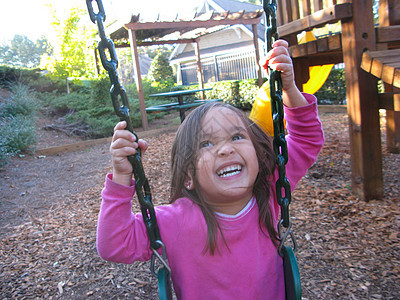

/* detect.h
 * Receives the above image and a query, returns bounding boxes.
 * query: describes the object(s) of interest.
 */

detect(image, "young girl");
[97,40,324,299]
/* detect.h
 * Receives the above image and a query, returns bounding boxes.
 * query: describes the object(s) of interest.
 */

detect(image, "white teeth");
[217,164,242,177]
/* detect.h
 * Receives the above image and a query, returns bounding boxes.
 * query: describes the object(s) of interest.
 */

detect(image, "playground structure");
[107,0,399,201]
[272,0,400,201]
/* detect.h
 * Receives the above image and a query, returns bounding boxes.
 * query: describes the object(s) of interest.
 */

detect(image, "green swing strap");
[86,1,172,299]
[263,1,302,299]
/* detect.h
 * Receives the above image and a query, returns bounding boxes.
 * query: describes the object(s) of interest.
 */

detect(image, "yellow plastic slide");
[250,31,333,136]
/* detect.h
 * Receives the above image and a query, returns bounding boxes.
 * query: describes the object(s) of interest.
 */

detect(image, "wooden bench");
[146,99,223,123]
[361,49,400,90]
[361,49,400,113]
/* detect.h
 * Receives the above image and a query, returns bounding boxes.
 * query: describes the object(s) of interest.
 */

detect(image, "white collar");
[215,196,255,219]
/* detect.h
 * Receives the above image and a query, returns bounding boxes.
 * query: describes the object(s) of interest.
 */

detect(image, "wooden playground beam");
[341,0,383,200]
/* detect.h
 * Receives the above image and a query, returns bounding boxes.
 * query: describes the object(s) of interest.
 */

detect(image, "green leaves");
[40,5,95,82]
[0,35,49,68]
[146,53,175,85]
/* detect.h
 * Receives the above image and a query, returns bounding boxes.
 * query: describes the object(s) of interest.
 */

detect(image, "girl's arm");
[97,175,152,263]
[96,122,151,263]
[264,40,324,187]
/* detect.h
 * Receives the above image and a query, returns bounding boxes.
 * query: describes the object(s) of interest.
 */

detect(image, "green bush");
[0,84,38,166]
[38,77,171,138]
[89,76,110,106]
[0,84,37,117]
[40,92,90,115]
[314,68,346,105]
[125,78,174,100]
[0,145,9,168]
[0,65,80,93]
[0,115,36,166]
[202,79,265,110]
[146,53,175,84]
[0,65,41,88]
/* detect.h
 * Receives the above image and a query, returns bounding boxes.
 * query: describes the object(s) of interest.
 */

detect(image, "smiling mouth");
[217,164,242,178]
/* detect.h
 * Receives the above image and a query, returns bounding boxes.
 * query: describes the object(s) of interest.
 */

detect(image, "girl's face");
[192,107,259,214]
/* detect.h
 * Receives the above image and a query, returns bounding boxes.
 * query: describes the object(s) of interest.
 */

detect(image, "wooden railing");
[276,0,352,39]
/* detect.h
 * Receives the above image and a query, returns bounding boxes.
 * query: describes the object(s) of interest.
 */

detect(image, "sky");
[0,0,203,43]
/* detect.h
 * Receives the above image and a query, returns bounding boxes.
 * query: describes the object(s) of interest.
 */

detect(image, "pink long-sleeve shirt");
[97,94,324,300]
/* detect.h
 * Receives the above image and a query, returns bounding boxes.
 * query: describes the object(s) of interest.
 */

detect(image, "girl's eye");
[232,134,244,141]
[200,141,213,148]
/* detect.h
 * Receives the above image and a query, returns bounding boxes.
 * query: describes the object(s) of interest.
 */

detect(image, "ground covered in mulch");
[0,111,399,299]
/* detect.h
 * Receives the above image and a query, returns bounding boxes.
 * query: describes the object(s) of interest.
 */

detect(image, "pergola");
[107,10,264,130]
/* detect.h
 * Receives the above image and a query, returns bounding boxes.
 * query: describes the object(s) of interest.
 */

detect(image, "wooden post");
[94,47,100,76]
[252,23,263,87]
[194,39,205,100]
[341,0,383,200]
[386,91,400,153]
[379,0,400,153]
[129,29,148,131]
[293,58,310,92]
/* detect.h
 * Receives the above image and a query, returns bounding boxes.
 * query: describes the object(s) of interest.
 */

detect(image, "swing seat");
[158,267,173,300]
[282,245,302,300]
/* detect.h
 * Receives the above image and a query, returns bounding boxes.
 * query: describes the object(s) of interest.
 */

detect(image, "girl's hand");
[261,39,308,107]
[262,39,296,93]
[110,121,148,186]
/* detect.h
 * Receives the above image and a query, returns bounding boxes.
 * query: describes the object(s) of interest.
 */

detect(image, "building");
[170,0,267,85]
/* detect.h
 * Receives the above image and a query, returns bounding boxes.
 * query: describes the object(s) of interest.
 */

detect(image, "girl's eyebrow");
[200,125,247,140]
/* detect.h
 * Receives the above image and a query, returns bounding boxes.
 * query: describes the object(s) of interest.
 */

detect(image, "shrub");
[0,65,41,88]
[202,79,265,110]
[0,115,36,166]
[0,83,37,117]
[0,84,38,166]
[0,145,9,168]
[314,68,346,104]
[125,78,174,100]
[89,76,110,106]
[146,53,175,84]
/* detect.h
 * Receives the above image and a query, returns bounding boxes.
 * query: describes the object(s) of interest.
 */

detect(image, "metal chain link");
[263,0,296,254]
[86,0,163,252]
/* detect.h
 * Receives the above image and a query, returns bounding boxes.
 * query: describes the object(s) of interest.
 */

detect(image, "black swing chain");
[263,0,297,254]
[86,0,165,254]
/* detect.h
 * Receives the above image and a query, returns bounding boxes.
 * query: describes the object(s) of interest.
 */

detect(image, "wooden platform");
[361,49,400,89]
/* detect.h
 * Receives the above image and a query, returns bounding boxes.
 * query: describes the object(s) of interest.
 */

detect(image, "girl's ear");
[184,174,195,190]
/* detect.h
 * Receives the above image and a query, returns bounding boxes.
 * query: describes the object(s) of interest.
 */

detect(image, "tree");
[146,52,175,86]
[40,5,95,93]
[0,35,49,68]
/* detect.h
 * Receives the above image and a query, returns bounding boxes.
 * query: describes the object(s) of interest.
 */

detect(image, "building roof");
[109,8,263,46]
[200,0,266,43]
[169,0,266,63]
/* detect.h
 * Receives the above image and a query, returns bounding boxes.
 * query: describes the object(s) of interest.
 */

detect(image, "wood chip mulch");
[0,112,399,299]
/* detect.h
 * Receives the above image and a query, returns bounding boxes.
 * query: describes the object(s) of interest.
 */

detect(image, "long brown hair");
[170,102,277,254]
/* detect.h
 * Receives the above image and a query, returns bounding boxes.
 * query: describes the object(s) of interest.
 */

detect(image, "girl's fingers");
[272,39,289,49]
[111,136,138,150]
[111,146,138,158]
[112,130,137,145]
[261,41,290,71]
[114,121,127,132]
[112,121,148,154]
[138,139,148,153]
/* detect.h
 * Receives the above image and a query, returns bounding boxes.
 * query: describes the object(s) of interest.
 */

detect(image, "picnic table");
[147,88,222,122]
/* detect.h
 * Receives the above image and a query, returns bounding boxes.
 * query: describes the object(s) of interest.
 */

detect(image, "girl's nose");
[217,142,235,156]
